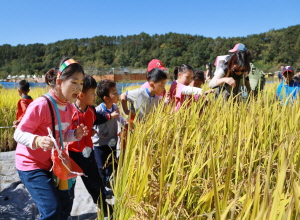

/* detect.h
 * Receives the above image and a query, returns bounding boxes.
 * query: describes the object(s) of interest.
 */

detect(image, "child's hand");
[13,120,19,127]
[111,108,120,119]
[204,89,215,96]
[91,128,97,136]
[75,124,89,138]
[36,136,55,151]
[225,77,236,87]
[164,91,171,104]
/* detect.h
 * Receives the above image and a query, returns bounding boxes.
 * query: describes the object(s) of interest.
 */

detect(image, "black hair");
[296,69,300,73]
[96,79,116,100]
[147,68,167,83]
[205,63,213,79]
[18,80,30,92]
[206,63,212,70]
[193,70,205,81]
[45,57,84,87]
[173,64,194,80]
[82,75,97,93]
[227,51,251,77]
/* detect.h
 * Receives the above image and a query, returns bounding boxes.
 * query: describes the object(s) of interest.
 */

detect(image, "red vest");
[68,104,96,152]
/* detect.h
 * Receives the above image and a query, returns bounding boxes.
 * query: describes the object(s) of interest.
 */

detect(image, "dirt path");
[0,151,97,220]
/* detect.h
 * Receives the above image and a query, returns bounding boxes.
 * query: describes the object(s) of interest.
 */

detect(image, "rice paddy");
[2,82,300,219]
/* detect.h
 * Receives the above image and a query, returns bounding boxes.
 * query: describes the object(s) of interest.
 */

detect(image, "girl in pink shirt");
[14,57,88,220]
[167,64,203,111]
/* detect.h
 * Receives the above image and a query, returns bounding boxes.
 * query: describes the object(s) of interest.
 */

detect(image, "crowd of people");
[12,43,300,219]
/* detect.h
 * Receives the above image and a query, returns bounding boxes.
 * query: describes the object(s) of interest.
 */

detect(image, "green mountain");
[0,25,299,78]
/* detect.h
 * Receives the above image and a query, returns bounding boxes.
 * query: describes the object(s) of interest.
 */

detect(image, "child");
[67,75,119,216]
[13,80,33,127]
[121,68,167,119]
[190,70,205,88]
[168,64,204,111]
[205,63,213,82]
[140,59,167,98]
[14,57,88,220]
[92,79,127,207]
[276,66,300,102]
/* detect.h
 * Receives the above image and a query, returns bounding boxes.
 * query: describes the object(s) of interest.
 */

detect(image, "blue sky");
[1,0,299,46]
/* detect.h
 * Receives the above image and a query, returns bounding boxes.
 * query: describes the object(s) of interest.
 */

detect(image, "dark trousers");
[68,150,103,204]
[18,169,73,220]
[93,146,117,190]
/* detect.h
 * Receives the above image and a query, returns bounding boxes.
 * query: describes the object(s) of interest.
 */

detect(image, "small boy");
[92,79,127,206]
[68,75,119,215]
[276,66,300,102]
[121,68,167,119]
[140,59,167,98]
[189,70,214,102]
[190,70,205,88]
[13,80,33,127]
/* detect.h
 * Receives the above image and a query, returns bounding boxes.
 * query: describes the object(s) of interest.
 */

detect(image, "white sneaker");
[105,195,115,205]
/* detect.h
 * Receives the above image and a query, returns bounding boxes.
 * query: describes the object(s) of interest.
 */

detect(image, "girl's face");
[206,65,209,70]
[178,70,193,86]
[59,72,84,103]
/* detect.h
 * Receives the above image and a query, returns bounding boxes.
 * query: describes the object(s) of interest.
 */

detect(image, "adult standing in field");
[209,43,251,100]
[14,57,88,220]
[277,65,286,82]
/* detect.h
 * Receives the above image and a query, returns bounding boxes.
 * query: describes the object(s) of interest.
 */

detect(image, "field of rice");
[0,87,48,151]
[111,82,300,219]
[2,83,300,219]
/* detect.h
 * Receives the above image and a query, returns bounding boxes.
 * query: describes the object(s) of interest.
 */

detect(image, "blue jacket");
[276,80,300,102]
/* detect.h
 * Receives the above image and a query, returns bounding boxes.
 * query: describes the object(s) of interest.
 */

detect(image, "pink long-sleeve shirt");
[15,97,74,171]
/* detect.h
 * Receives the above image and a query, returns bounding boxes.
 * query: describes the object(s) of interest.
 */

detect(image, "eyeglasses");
[233,70,245,75]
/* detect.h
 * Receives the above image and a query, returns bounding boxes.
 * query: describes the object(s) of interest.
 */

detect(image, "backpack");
[248,63,265,93]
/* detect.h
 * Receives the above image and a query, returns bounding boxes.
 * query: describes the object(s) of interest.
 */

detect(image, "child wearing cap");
[140,59,167,98]
[276,66,300,102]
[121,68,167,120]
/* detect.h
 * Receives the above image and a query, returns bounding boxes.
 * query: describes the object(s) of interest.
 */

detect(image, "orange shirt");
[16,95,33,122]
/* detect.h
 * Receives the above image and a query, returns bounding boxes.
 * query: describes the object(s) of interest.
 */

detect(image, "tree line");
[0,24,299,79]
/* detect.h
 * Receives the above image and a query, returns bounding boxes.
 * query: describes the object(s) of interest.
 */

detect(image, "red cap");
[147,59,166,72]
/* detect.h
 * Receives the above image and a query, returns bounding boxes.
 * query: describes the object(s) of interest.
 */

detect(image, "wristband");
[35,136,40,149]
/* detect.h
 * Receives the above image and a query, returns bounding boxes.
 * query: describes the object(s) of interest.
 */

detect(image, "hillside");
[0,25,299,78]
